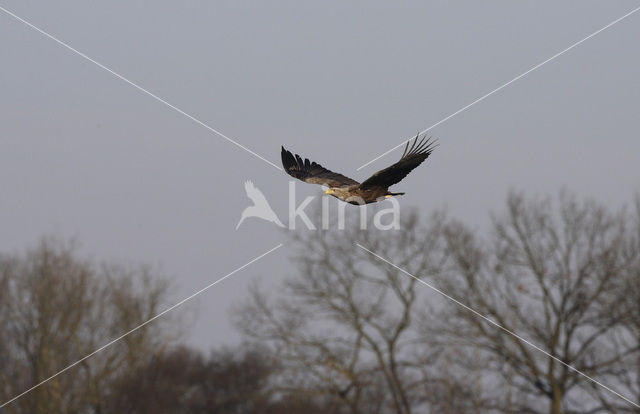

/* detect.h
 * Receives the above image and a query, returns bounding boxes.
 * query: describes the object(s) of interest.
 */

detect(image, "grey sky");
[1,1,639,349]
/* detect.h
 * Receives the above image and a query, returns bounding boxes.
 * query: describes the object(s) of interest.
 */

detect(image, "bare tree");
[605,197,640,412]
[106,343,335,414]
[439,192,640,413]
[236,193,640,414]
[236,207,460,414]
[0,238,175,414]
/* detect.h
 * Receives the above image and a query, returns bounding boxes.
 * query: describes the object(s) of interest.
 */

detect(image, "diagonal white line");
[0,5,283,171]
[356,4,640,171]
[0,243,283,409]
[356,243,640,409]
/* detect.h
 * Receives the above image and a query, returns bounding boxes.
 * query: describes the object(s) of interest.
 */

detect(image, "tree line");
[1,191,639,413]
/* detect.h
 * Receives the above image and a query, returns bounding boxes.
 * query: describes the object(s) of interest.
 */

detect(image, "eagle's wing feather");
[359,135,437,190]
[281,147,359,187]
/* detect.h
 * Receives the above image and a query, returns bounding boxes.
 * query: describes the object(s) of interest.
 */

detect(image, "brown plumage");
[281,135,437,205]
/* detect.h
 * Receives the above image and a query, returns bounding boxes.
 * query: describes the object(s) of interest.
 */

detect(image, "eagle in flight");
[282,135,436,205]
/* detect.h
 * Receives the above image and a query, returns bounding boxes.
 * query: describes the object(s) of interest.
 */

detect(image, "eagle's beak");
[325,189,333,195]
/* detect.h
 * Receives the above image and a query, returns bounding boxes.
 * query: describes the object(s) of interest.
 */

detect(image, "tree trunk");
[550,387,563,414]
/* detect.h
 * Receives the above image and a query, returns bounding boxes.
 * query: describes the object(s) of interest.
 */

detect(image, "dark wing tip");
[360,134,438,190]
[402,134,438,160]
[281,146,298,173]
[279,146,357,187]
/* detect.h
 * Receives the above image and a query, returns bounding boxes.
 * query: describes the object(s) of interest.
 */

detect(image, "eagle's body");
[320,185,398,205]
[281,135,436,205]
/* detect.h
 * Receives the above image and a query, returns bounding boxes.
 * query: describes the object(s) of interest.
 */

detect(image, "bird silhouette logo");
[236,180,285,229]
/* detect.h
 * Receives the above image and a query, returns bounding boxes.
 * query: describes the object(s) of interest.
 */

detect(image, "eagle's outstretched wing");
[281,146,359,188]
[359,135,437,190]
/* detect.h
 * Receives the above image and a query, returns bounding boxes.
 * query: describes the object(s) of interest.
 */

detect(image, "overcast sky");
[1,1,639,349]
